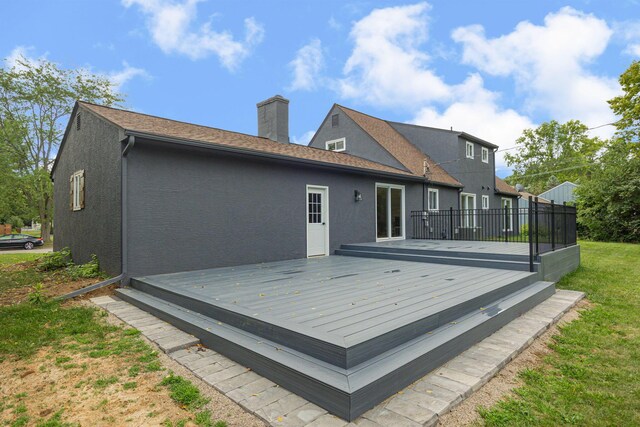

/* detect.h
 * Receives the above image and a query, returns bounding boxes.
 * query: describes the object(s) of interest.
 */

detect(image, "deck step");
[335,248,538,272]
[130,270,539,369]
[340,243,537,263]
[115,281,555,421]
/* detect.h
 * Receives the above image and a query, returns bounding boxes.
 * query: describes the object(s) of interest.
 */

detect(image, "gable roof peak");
[335,104,462,187]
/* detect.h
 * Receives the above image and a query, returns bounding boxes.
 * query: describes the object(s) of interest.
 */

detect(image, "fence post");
[563,202,568,247]
[551,200,556,251]
[504,206,509,243]
[534,197,539,256]
[449,207,454,240]
[528,196,534,272]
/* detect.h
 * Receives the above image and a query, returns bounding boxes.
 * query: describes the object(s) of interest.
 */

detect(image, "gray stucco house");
[51,95,519,280]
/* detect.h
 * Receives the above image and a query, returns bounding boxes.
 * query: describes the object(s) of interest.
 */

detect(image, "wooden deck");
[133,255,538,368]
[118,240,574,420]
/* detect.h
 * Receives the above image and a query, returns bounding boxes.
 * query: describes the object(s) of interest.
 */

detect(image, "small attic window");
[331,114,339,127]
[326,138,346,152]
[76,113,81,131]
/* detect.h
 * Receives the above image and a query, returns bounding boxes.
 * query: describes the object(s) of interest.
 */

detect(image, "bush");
[67,254,102,279]
[37,248,73,271]
[8,216,24,229]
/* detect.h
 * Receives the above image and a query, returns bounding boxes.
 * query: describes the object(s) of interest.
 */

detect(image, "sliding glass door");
[376,184,405,240]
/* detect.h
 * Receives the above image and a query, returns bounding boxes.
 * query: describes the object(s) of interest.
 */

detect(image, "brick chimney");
[257,95,289,143]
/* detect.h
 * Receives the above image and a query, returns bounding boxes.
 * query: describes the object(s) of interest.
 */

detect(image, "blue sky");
[2,0,639,176]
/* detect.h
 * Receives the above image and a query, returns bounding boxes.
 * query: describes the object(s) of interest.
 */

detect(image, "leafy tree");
[609,60,640,143]
[0,134,32,225]
[504,120,603,194]
[576,60,640,242]
[545,175,560,191]
[576,138,640,242]
[0,56,122,241]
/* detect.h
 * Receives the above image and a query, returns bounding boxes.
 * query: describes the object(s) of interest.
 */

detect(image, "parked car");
[0,234,44,250]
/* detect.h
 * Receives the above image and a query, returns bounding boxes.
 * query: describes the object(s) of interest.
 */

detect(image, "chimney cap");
[257,94,289,108]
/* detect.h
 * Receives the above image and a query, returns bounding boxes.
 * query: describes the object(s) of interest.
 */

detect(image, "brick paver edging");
[91,290,584,427]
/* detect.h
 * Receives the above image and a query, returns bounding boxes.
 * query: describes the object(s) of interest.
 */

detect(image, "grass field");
[480,241,640,426]
[0,300,227,426]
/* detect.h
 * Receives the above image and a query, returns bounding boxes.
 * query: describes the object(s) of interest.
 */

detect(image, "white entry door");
[306,186,329,257]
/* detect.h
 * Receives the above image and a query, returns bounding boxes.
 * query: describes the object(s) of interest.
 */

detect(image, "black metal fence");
[411,197,577,267]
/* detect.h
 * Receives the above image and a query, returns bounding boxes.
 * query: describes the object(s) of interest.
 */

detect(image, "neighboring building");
[518,190,551,226]
[540,181,578,205]
[52,96,520,280]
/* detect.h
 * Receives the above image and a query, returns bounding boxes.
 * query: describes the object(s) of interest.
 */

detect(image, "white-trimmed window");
[428,188,439,211]
[326,138,346,152]
[481,147,489,163]
[70,170,85,211]
[466,141,474,159]
[502,198,513,231]
[482,195,489,210]
[460,193,476,228]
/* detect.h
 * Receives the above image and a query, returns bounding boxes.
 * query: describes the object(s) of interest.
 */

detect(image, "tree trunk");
[40,216,51,243]
[39,191,53,243]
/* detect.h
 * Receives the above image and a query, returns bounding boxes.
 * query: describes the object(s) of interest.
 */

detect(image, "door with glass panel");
[306,186,329,257]
[376,184,405,240]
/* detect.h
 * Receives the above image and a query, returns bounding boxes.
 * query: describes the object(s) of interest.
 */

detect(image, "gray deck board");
[135,256,537,348]
[301,269,518,329]
[347,240,531,256]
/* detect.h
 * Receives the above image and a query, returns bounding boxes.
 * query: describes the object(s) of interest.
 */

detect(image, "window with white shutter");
[70,170,85,211]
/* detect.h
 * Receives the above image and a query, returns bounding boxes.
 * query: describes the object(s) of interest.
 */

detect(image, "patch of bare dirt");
[0,301,265,427]
[0,348,194,426]
[437,299,592,427]
[78,300,266,427]
[0,275,102,306]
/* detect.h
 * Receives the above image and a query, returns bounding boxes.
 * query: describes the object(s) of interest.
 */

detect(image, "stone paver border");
[91,289,585,426]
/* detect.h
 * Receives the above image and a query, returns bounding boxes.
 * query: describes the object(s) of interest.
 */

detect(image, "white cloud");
[334,1,534,170]
[289,39,324,91]
[4,46,148,92]
[452,7,619,132]
[614,20,640,57]
[328,17,342,31]
[107,61,150,90]
[291,130,316,145]
[338,2,451,108]
[412,74,536,171]
[3,46,46,70]
[122,0,264,70]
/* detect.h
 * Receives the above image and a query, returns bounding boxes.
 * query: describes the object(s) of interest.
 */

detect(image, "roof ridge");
[78,101,420,179]
[336,104,462,187]
[78,101,275,143]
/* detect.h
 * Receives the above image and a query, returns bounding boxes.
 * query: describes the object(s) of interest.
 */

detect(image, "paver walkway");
[92,290,584,426]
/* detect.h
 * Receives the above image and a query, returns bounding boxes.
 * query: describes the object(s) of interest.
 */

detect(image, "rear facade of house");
[51,97,581,422]
[53,97,521,279]
[53,97,437,278]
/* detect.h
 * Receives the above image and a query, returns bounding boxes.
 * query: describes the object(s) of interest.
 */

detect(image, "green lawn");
[480,241,640,426]
[0,253,41,266]
[0,301,226,426]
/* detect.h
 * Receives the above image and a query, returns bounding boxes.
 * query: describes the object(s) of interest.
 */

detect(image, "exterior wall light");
[354,190,363,202]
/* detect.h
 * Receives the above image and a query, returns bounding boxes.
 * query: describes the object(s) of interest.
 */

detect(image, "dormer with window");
[326,138,346,152]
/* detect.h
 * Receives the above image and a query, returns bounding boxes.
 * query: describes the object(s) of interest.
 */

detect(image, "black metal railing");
[411,197,577,271]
